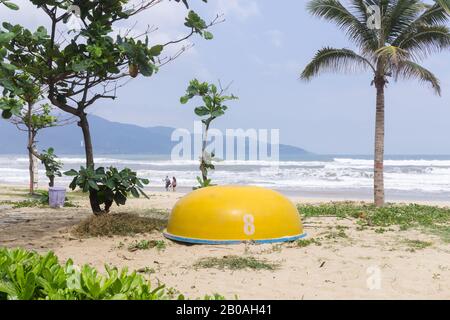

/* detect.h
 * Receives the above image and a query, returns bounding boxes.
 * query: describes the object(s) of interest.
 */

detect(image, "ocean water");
[1,154,450,201]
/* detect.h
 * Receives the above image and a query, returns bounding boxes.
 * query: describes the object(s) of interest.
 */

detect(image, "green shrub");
[65,166,149,212]
[0,248,170,300]
[0,248,225,300]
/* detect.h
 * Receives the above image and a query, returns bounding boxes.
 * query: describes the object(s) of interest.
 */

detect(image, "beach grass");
[402,239,433,251]
[298,202,450,242]
[128,239,167,252]
[194,255,279,271]
[0,198,77,209]
[73,212,167,237]
[296,238,322,247]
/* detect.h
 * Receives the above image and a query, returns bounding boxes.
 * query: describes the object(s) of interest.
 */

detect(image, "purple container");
[49,187,66,208]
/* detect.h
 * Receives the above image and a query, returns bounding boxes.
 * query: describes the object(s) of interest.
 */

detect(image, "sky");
[0,0,449,155]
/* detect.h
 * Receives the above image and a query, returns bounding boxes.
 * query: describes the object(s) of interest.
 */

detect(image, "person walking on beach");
[164,176,171,191]
[172,177,177,192]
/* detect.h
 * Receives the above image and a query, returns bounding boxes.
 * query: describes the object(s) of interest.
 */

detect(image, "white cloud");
[266,29,284,48]
[216,0,260,20]
[249,54,300,76]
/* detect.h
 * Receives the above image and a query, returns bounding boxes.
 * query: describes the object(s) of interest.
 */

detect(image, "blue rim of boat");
[163,232,307,245]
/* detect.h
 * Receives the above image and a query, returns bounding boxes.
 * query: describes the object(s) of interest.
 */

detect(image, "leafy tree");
[0,48,70,194]
[180,79,238,188]
[0,62,59,194]
[0,0,219,213]
[301,0,450,207]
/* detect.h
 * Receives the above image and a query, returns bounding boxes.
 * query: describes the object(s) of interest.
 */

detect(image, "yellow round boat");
[164,185,305,244]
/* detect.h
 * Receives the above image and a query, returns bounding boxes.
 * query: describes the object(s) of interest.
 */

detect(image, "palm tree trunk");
[374,79,385,207]
[78,113,102,214]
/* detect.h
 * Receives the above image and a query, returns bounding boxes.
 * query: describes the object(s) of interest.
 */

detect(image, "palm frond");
[395,60,441,95]
[436,0,450,14]
[397,25,450,60]
[307,0,378,51]
[384,0,423,43]
[392,3,449,46]
[376,45,410,65]
[301,47,375,81]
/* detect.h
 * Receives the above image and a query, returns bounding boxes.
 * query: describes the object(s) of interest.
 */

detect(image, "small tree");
[40,148,63,188]
[0,74,57,194]
[180,79,238,188]
[0,66,70,194]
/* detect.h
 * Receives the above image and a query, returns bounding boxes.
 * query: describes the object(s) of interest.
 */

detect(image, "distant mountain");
[0,115,310,158]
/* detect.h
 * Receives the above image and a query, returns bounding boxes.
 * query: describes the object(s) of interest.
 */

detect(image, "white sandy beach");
[1,184,449,300]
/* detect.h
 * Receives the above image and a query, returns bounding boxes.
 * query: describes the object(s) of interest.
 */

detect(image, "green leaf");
[149,45,163,56]
[0,62,16,71]
[88,180,99,191]
[194,106,210,116]
[203,31,213,40]
[64,169,79,176]
[138,62,154,77]
[0,32,15,45]
[1,109,12,119]
[180,96,190,104]
[113,191,127,206]
[2,1,19,10]
[71,60,91,72]
[105,179,115,190]
[130,187,139,198]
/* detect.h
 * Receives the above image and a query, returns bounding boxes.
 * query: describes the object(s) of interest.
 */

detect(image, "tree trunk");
[26,103,36,195]
[28,148,36,195]
[78,113,102,214]
[49,176,55,188]
[200,122,210,182]
[374,78,385,207]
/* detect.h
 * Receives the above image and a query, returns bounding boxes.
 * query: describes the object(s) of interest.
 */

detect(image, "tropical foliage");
[40,148,63,187]
[181,79,238,188]
[436,0,450,13]
[0,74,59,194]
[0,248,175,300]
[301,0,450,207]
[65,166,149,214]
[0,0,218,213]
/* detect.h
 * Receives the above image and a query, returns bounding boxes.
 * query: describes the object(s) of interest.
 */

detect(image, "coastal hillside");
[0,115,310,158]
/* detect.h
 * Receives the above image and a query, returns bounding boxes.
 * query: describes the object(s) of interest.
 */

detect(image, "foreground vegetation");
[0,247,224,300]
[0,248,166,300]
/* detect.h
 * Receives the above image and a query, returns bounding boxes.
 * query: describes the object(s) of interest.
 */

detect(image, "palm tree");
[301,0,450,207]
